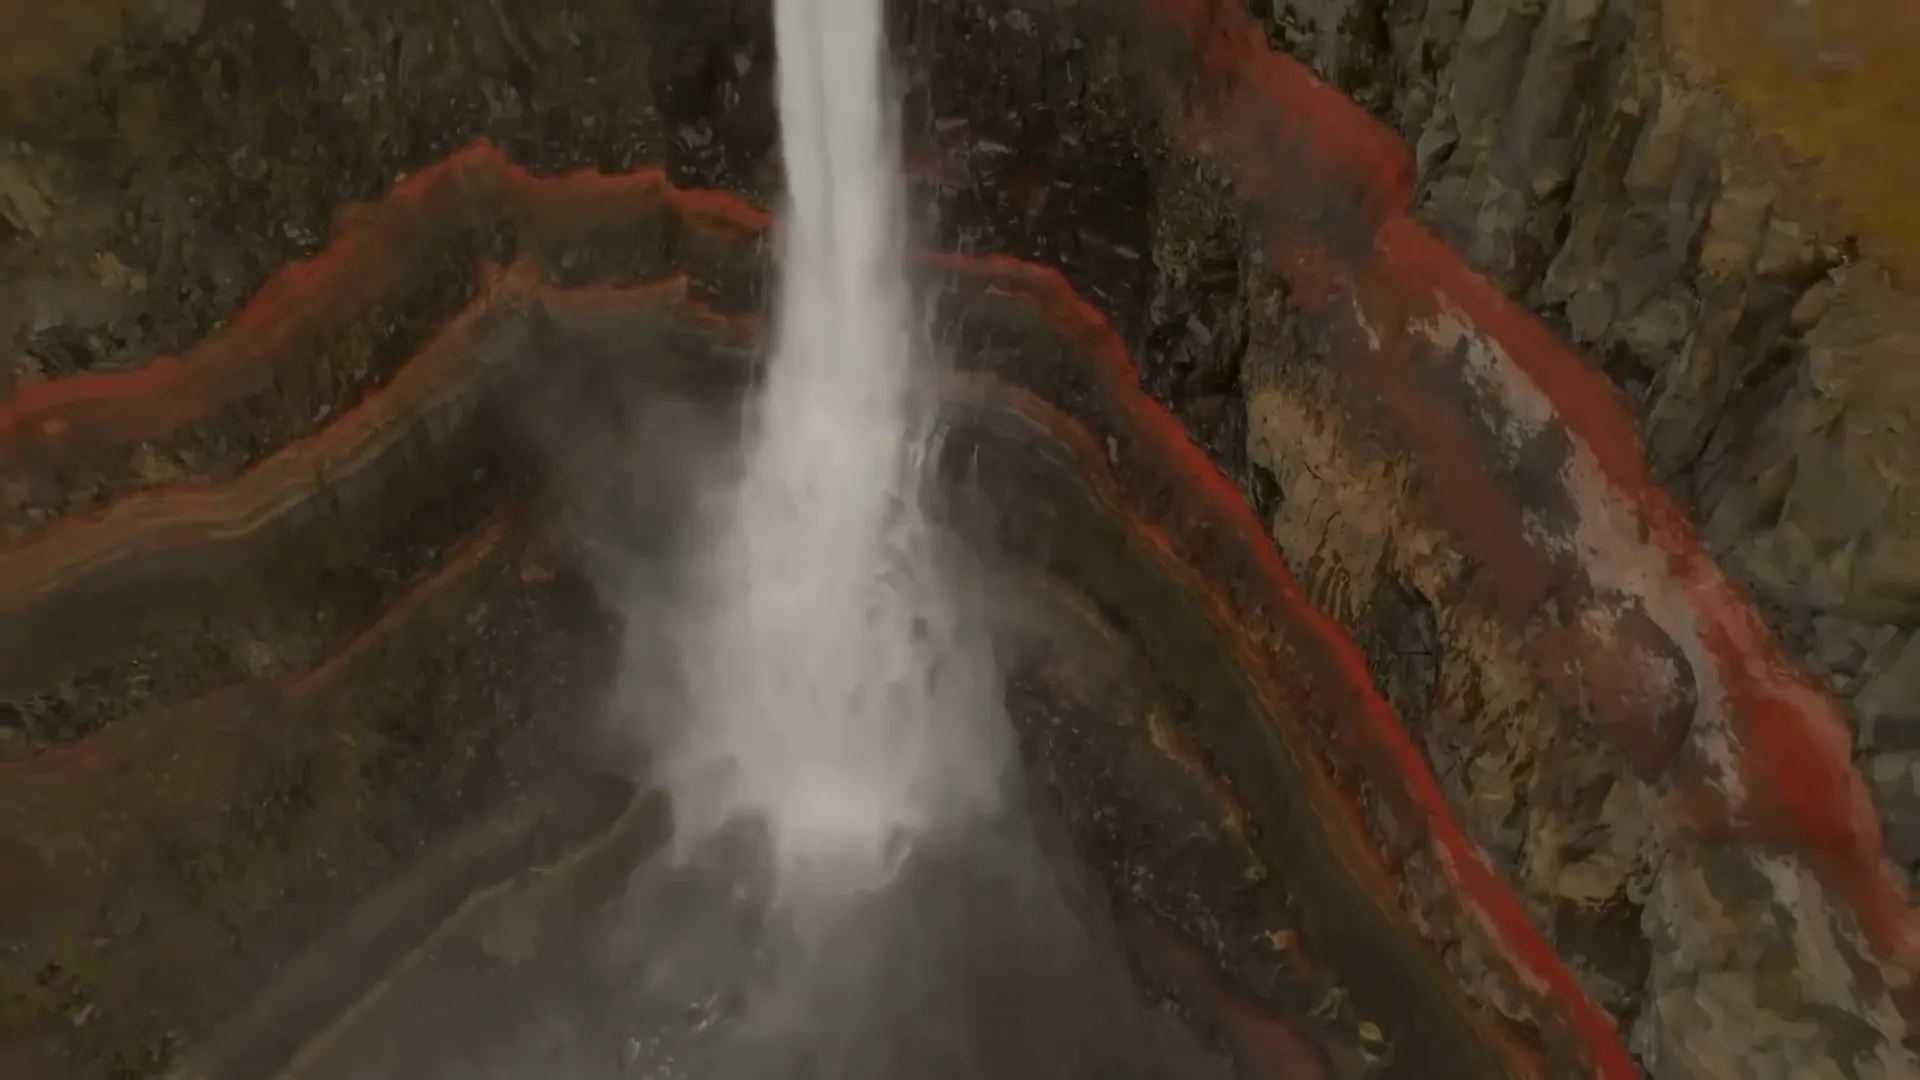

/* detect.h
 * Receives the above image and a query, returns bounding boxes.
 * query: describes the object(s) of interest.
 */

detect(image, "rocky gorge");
[1,0,1917,1077]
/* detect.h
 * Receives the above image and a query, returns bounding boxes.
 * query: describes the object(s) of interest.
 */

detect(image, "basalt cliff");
[2,1,1918,1077]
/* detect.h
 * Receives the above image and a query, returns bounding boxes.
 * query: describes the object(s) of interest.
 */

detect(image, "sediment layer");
[916,1,1920,1069]
[1,0,1913,1073]
[0,152,1578,1075]
[4,126,1914,1073]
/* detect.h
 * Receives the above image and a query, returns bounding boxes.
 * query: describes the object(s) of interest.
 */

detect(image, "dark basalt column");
[1,1,1912,1078]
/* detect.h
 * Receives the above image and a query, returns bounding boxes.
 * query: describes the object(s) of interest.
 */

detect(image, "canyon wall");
[4,0,1920,1076]
[1235,0,1920,1071]
[1246,0,1920,871]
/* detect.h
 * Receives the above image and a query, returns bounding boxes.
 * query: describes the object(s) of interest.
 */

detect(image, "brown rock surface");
[1250,0,1920,894]
[2,0,1918,1077]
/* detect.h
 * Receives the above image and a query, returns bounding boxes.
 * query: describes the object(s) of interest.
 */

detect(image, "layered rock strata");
[1,0,1916,1077]
[0,153,1458,1076]
[1252,0,1920,933]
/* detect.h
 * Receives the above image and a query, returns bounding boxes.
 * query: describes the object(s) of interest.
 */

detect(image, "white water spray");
[658,0,1006,906]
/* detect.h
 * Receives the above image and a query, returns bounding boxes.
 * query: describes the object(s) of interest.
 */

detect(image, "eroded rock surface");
[1233,2,1920,1071]
[1249,0,1920,891]
[4,0,1919,1077]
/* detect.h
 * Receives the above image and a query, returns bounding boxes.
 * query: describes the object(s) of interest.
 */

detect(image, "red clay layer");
[14,26,1901,1057]
[0,23,1887,1037]
[0,153,1621,1066]
[0,275,730,616]
[1,283,1375,1078]
[944,371,1540,1070]
[13,34,1885,1033]
[5,366,1347,1080]
[946,334,1578,1071]
[0,144,767,471]
[1139,0,1912,1021]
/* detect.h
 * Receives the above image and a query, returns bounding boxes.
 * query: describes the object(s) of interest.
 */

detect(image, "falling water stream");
[638,0,1187,1074]
[660,0,1005,910]
[291,2,1229,1076]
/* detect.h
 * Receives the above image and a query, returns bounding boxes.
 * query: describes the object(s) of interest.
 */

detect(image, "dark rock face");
[1241,3,1920,1070]
[2,1,1918,1078]
[1248,0,1920,898]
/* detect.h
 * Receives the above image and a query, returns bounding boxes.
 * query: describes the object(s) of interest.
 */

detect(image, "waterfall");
[660,0,1006,917]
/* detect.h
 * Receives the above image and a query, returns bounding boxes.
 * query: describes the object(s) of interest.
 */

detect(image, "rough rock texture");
[1248,0,1920,882]
[5,0,1920,1077]
[1236,0,1920,1071]
[0,145,1474,1075]
[0,7,1415,1071]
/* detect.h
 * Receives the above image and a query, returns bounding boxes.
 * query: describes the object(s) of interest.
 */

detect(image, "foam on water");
[656,0,1007,908]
